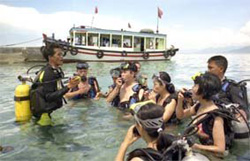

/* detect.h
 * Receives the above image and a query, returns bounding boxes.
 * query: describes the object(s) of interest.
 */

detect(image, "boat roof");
[70,26,166,38]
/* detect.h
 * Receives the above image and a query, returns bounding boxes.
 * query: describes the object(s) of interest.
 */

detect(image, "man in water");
[207,55,249,119]
[64,62,100,100]
[106,62,143,110]
[30,43,79,126]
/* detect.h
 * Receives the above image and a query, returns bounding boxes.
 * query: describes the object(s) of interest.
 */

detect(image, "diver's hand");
[116,77,123,87]
[178,88,186,102]
[122,125,141,146]
[143,90,150,100]
[67,77,80,89]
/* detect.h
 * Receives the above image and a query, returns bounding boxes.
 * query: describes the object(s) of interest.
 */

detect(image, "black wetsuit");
[213,78,249,116]
[156,93,180,124]
[194,105,234,149]
[31,64,69,118]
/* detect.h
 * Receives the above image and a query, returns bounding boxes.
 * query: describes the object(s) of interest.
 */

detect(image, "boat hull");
[63,48,175,62]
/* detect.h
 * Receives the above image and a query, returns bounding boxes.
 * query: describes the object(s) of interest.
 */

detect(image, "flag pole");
[156,16,159,33]
[91,6,98,28]
[91,15,95,28]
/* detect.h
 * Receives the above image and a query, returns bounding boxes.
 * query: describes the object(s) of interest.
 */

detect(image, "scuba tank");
[224,103,250,140]
[182,152,209,161]
[14,76,32,122]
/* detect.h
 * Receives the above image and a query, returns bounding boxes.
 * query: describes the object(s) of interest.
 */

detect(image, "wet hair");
[40,43,61,61]
[136,103,178,155]
[137,103,165,139]
[157,72,175,94]
[207,55,228,73]
[194,72,221,100]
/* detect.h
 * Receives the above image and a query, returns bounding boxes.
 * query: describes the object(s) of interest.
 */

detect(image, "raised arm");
[163,99,176,122]
[106,77,123,103]
[176,90,196,119]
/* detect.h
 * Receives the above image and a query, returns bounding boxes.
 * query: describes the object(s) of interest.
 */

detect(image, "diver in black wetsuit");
[207,55,249,118]
[30,43,79,126]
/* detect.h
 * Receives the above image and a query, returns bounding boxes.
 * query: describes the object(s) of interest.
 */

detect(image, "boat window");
[88,33,98,46]
[100,34,110,47]
[75,33,86,46]
[123,36,132,48]
[134,37,141,51]
[146,38,154,49]
[156,38,164,49]
[112,35,121,47]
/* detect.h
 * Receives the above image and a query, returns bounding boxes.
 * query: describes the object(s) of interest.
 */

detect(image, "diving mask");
[110,68,121,78]
[137,74,147,85]
[152,73,168,85]
[120,62,137,72]
[76,62,89,69]
[130,100,163,129]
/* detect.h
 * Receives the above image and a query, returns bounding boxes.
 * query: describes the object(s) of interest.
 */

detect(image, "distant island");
[182,45,250,54]
[227,46,250,53]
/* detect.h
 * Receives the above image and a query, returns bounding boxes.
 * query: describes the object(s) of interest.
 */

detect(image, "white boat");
[42,26,179,62]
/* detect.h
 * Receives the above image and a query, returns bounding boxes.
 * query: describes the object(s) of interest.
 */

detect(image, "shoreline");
[0,47,45,63]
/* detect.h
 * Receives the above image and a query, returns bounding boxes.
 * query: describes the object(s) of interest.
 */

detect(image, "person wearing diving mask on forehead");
[64,62,100,100]
[176,72,234,156]
[151,72,179,124]
[115,101,207,161]
[106,62,144,111]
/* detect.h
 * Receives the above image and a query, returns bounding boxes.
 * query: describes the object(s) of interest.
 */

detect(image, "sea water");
[0,53,249,161]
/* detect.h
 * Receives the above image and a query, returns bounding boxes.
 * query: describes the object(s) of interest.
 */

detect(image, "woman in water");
[115,100,207,161]
[151,72,179,124]
[176,72,230,155]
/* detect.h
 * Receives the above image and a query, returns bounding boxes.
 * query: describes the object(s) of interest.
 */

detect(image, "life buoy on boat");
[121,50,127,57]
[62,50,67,57]
[169,50,176,56]
[142,52,149,60]
[96,51,104,59]
[70,48,78,55]
[163,50,170,58]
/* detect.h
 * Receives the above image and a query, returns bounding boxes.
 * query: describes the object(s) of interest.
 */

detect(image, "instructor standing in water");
[30,43,79,126]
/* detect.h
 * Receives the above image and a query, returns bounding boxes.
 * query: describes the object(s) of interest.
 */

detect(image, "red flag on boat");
[158,7,163,18]
[95,6,98,14]
[128,23,131,28]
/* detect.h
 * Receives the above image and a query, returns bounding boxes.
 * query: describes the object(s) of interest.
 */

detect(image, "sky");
[0,0,250,51]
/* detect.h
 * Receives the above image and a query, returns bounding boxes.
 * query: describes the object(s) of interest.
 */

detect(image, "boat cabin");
[69,26,167,52]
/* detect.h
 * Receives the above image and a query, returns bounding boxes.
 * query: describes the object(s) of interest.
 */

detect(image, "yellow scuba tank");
[14,76,32,122]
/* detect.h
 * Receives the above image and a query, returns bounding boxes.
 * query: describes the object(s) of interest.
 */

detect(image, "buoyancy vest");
[191,106,235,149]
[88,76,100,98]
[30,64,69,118]
[156,93,180,124]
[127,148,163,161]
[70,76,100,99]
[213,78,249,116]
[127,146,186,161]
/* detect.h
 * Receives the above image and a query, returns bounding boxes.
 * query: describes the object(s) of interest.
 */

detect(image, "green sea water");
[0,53,249,161]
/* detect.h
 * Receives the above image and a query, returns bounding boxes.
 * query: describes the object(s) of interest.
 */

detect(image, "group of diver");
[2,42,249,161]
